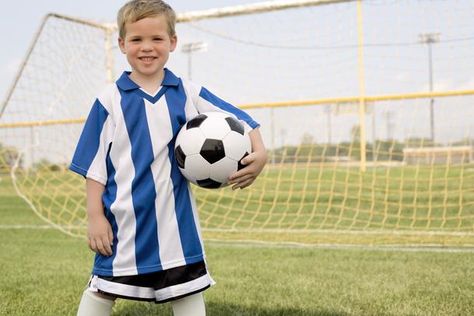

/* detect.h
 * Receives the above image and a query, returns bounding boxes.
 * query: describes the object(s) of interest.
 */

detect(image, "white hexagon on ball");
[223,131,251,161]
[175,127,205,155]
[199,114,232,140]
[209,157,239,184]
[180,154,210,184]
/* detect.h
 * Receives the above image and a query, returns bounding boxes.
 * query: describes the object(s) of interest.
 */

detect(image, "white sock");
[77,290,115,316]
[171,292,206,316]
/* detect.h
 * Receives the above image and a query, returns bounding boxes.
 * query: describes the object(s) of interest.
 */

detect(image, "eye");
[153,37,163,41]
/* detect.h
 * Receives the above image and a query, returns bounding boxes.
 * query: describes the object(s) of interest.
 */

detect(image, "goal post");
[1,0,474,247]
[0,13,117,237]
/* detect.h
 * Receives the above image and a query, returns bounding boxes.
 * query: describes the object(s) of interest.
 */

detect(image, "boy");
[70,0,267,315]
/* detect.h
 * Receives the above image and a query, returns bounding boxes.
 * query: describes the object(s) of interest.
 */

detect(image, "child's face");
[118,15,177,80]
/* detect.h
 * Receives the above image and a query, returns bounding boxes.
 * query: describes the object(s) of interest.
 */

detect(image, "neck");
[129,69,165,94]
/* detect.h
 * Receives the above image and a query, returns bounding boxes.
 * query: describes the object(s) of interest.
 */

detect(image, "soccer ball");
[174,112,251,189]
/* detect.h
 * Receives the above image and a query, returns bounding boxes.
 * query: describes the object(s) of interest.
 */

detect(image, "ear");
[118,37,126,54]
[169,35,177,52]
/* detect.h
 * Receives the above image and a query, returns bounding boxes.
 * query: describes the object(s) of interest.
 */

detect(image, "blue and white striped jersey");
[70,69,259,277]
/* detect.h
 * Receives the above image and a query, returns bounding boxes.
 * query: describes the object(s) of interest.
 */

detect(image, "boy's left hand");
[228,149,267,190]
[228,128,267,190]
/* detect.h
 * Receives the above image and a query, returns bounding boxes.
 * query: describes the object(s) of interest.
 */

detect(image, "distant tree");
[405,137,436,148]
[351,125,361,143]
[452,138,474,147]
[0,143,21,172]
[34,159,63,172]
[300,133,315,145]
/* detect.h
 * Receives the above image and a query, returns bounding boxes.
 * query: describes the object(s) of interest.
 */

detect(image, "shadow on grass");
[113,301,348,316]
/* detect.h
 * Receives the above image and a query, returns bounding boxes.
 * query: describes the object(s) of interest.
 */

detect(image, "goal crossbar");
[176,0,355,22]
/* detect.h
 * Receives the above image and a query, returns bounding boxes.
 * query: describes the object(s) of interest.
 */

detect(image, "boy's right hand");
[87,214,114,256]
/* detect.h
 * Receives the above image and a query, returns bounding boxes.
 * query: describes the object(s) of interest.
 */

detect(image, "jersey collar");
[116,68,180,91]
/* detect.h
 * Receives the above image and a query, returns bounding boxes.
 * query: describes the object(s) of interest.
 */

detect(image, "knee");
[77,290,115,316]
[171,292,206,316]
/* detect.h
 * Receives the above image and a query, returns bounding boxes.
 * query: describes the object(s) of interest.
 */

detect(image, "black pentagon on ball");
[197,178,222,189]
[200,138,225,164]
[225,117,245,135]
[174,145,186,169]
[186,114,208,129]
[238,152,249,171]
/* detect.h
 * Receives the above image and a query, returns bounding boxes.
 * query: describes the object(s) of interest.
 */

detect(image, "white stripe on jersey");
[187,185,204,254]
[108,97,138,276]
[86,115,113,185]
[144,96,186,269]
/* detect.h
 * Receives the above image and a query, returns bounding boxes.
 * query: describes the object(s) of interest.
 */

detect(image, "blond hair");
[117,0,176,38]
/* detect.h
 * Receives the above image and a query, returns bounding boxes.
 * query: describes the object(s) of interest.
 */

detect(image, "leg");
[171,292,206,316]
[77,290,115,316]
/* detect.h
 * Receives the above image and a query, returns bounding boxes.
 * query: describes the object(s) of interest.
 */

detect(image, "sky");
[1,0,474,152]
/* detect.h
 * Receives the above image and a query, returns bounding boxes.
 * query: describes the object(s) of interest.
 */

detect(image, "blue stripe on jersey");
[70,99,109,177]
[119,90,161,273]
[93,143,118,276]
[166,81,204,263]
[199,87,260,129]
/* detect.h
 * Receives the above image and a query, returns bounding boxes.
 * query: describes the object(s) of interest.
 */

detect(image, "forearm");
[229,128,267,189]
[86,178,105,218]
[248,127,266,155]
[85,178,113,256]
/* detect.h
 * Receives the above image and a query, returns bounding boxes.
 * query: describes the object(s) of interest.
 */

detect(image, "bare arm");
[86,178,113,256]
[228,127,267,190]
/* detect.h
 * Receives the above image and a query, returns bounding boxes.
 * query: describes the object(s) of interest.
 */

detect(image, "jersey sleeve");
[69,99,114,185]
[188,82,260,131]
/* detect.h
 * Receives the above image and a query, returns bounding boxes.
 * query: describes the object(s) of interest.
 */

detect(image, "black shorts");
[87,261,215,303]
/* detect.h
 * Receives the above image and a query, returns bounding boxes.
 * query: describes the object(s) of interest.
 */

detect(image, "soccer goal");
[1,0,474,248]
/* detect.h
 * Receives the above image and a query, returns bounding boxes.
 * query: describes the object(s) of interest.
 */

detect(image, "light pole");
[419,33,440,143]
[181,41,207,80]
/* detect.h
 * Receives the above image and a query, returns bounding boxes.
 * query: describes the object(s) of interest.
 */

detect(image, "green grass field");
[1,174,474,315]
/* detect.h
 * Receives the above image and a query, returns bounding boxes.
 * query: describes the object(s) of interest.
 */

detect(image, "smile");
[139,57,157,62]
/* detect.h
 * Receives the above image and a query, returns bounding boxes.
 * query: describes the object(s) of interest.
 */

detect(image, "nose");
[140,40,153,51]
